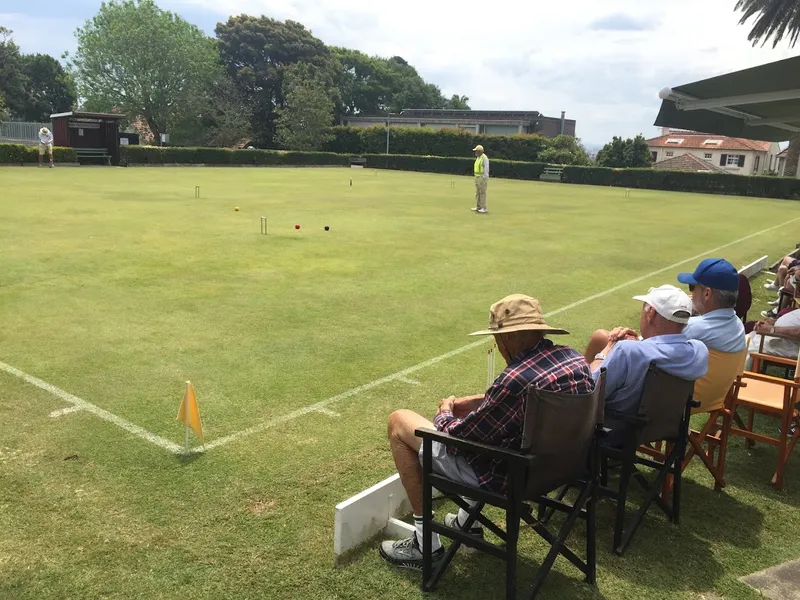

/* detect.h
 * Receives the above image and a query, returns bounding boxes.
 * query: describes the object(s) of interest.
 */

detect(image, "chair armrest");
[749,351,797,368]
[415,427,535,467]
[758,331,800,343]
[689,399,701,408]
[741,371,800,387]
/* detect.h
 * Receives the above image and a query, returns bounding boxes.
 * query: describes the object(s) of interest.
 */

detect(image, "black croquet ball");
[324,226,330,231]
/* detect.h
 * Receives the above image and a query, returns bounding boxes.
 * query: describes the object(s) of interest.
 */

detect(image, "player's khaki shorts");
[39,143,53,155]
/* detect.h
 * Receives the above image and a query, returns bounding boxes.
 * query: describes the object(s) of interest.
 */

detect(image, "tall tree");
[216,15,339,147]
[736,0,800,177]
[275,64,334,150]
[205,76,253,148]
[538,135,590,165]
[596,135,652,168]
[69,0,221,143]
[444,94,470,110]
[0,27,27,119]
[19,54,76,121]
[0,93,8,122]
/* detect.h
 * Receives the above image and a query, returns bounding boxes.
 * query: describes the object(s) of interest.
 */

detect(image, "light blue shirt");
[592,334,709,416]
[682,308,746,353]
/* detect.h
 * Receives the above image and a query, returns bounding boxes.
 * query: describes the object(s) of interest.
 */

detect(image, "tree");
[205,76,253,148]
[596,135,652,168]
[275,64,334,150]
[538,135,590,165]
[69,0,221,143]
[735,0,800,177]
[19,54,76,121]
[216,15,339,147]
[0,93,8,122]
[0,27,27,119]
[444,94,470,110]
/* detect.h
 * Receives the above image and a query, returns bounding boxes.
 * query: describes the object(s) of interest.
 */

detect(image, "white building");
[647,129,780,176]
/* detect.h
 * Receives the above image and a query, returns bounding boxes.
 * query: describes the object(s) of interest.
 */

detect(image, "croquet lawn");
[1,166,799,600]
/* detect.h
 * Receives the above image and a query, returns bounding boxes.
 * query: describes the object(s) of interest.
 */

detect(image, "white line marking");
[394,376,421,386]
[200,216,800,453]
[0,361,183,453]
[314,408,341,417]
[49,406,83,418]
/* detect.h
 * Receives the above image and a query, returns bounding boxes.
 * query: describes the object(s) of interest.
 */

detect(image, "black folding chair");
[415,371,606,600]
[600,362,697,555]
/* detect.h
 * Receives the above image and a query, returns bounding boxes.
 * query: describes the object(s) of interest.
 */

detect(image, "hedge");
[562,165,800,200]
[324,126,549,162]
[0,143,77,164]
[120,145,350,166]
[103,145,800,200]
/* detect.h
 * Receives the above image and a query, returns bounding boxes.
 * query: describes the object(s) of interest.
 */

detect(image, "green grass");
[1,166,800,600]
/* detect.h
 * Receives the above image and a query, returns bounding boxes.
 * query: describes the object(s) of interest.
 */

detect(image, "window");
[666,138,684,144]
[704,153,712,159]
[703,139,723,146]
[650,151,658,162]
[726,155,741,166]
[755,155,761,172]
[665,151,674,157]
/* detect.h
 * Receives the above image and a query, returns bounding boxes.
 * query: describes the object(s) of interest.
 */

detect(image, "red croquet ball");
[295,224,300,229]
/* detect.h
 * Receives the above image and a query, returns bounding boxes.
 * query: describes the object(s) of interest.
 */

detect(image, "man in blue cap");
[677,258,745,353]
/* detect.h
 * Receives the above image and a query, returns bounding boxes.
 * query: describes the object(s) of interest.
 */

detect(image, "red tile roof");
[652,153,729,173]
[647,133,772,152]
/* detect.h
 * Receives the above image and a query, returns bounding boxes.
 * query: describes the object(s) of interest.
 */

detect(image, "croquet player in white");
[38,127,55,168]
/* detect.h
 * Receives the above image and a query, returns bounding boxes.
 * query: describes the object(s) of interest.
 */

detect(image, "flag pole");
[184,381,190,453]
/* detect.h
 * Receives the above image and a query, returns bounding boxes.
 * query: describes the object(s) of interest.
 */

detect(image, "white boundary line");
[0,361,183,453]
[3,216,798,455]
[198,216,800,453]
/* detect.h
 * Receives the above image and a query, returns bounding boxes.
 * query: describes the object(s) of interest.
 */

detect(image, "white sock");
[457,498,481,529]
[413,514,442,552]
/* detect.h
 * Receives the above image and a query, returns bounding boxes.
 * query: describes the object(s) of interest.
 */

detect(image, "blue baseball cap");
[677,258,739,292]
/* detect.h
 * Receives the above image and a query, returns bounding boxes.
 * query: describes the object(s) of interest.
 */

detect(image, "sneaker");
[761,310,777,318]
[379,536,443,570]
[768,298,780,306]
[765,282,779,291]
[444,513,484,539]
[477,208,488,214]
[470,207,479,211]
[49,163,54,168]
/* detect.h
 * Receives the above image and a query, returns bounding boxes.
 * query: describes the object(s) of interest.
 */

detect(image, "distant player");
[38,127,54,168]
[471,144,489,213]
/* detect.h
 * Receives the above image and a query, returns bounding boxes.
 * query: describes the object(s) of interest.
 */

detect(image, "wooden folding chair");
[729,338,800,491]
[678,348,747,491]
[416,372,606,600]
[600,363,697,555]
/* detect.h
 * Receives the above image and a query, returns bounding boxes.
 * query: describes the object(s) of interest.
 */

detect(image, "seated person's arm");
[452,394,485,418]
[754,319,800,339]
[434,386,515,444]
[593,342,630,412]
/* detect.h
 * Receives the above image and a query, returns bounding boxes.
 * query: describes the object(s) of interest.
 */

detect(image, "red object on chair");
[736,274,752,323]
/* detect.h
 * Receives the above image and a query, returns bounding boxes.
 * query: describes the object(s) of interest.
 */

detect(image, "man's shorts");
[418,441,480,488]
[39,143,53,155]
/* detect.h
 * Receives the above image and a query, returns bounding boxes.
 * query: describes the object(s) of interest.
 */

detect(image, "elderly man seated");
[677,258,746,352]
[380,294,594,570]
[746,309,800,370]
[584,285,709,435]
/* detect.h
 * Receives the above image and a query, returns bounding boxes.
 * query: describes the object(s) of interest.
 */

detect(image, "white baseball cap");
[633,284,693,324]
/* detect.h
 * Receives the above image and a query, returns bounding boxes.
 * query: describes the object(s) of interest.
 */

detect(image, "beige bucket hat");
[469,294,569,336]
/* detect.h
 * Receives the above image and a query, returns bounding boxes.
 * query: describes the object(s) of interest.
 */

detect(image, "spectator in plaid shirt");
[380,294,594,571]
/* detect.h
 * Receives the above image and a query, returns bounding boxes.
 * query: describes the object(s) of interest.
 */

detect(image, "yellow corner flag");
[177,381,203,448]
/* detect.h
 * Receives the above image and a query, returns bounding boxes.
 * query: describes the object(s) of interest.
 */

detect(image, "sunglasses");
[688,284,704,292]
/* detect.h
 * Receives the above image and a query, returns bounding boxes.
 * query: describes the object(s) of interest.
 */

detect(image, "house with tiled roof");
[647,129,780,176]
[652,153,729,173]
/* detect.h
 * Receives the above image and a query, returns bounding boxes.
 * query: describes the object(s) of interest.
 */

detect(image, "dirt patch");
[247,499,277,516]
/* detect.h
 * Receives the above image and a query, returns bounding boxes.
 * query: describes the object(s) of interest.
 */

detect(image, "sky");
[2,0,798,147]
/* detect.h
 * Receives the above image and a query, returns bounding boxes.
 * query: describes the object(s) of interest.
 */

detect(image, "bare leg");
[777,264,789,287]
[38,151,43,166]
[388,409,434,515]
[584,329,610,363]
[49,150,54,166]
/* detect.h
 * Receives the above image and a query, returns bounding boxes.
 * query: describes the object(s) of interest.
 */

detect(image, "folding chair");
[750,330,800,380]
[600,363,697,555]
[729,342,800,491]
[415,371,606,600]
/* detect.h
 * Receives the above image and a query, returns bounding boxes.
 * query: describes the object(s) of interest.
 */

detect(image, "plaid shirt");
[434,339,594,495]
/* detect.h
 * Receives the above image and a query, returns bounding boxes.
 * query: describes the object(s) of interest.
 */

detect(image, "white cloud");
[6,0,799,145]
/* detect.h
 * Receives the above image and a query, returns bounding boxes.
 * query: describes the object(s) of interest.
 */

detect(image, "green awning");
[654,56,800,142]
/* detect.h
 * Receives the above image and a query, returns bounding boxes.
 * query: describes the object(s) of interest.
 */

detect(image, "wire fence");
[0,121,49,145]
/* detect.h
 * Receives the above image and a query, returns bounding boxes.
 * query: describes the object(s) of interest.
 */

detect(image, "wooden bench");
[349,156,367,168]
[76,147,112,166]
[540,166,564,182]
